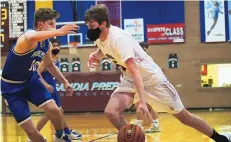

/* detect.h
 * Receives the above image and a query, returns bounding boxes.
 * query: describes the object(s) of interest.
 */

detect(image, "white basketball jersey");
[95,26,167,84]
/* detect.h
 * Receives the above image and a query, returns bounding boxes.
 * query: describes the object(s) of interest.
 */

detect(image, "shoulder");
[110,26,133,41]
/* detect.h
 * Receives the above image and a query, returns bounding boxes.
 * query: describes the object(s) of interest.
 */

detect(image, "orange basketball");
[117,124,145,142]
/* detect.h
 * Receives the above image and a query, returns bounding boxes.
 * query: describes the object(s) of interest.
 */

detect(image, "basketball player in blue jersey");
[33,39,81,140]
[1,8,78,142]
[207,1,223,35]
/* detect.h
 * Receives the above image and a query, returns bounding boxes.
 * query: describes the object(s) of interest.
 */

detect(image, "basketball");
[117,124,145,142]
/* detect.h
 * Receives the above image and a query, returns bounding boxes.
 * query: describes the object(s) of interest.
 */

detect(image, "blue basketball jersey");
[1,33,50,94]
[41,60,60,88]
[2,38,49,82]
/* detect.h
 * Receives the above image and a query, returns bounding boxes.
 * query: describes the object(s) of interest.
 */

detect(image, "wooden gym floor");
[0,110,230,142]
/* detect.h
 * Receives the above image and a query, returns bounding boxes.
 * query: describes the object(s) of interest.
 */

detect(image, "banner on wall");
[124,18,144,42]
[56,72,121,112]
[147,23,184,44]
[203,0,226,42]
[228,1,231,41]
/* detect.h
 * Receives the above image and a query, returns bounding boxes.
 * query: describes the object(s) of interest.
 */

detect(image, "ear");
[102,21,107,27]
[40,22,45,27]
[37,22,43,29]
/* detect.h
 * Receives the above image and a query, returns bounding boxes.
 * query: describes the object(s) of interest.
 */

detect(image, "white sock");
[136,120,142,125]
[153,119,159,128]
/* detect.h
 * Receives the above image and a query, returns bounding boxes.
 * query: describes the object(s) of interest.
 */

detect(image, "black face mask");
[52,49,60,55]
[87,27,101,41]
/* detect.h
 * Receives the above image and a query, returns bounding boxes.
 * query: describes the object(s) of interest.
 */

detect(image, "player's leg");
[22,119,47,142]
[61,112,82,140]
[29,74,70,141]
[3,93,46,142]
[40,102,71,140]
[174,109,229,142]
[52,90,82,140]
[145,103,160,132]
[53,92,70,135]
[104,92,134,130]
[145,82,230,142]
[36,115,49,131]
[163,83,227,141]
[104,78,136,130]
[147,103,158,120]
[59,108,82,140]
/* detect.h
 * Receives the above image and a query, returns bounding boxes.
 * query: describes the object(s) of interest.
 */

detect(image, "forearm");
[46,64,68,84]
[94,48,104,60]
[37,62,49,86]
[37,71,49,86]
[132,72,146,103]
[25,30,62,42]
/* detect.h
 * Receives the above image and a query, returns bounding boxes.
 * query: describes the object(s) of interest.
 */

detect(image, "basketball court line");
[88,132,117,142]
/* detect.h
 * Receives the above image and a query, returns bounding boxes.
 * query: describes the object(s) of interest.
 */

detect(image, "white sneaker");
[67,130,82,140]
[145,126,161,133]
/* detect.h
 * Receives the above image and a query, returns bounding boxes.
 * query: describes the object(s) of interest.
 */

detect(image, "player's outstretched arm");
[43,47,73,96]
[24,24,78,42]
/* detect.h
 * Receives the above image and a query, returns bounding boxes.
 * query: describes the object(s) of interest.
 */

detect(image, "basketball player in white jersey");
[85,4,230,142]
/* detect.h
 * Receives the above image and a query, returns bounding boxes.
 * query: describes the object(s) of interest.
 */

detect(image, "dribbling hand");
[136,101,153,125]
[64,82,73,96]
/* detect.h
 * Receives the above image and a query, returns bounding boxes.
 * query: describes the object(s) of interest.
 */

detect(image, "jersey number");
[29,60,40,71]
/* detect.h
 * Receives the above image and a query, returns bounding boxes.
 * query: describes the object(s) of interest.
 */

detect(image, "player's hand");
[88,52,100,67]
[45,84,54,93]
[64,82,73,96]
[136,101,152,125]
[58,24,78,36]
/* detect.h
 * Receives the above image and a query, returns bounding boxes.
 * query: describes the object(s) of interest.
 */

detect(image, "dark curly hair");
[50,38,60,46]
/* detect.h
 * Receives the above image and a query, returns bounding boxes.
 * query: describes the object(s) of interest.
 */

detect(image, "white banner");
[204,0,226,42]
[124,18,144,42]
